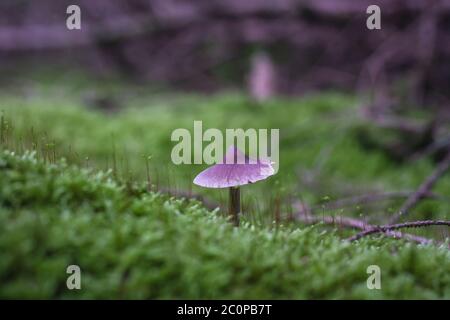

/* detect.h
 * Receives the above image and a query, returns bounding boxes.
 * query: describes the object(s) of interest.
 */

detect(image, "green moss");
[0,150,449,299]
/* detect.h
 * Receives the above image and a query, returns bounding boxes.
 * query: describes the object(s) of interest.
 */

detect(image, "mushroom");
[193,145,275,226]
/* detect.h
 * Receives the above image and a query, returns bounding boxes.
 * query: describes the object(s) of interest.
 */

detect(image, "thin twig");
[362,109,427,134]
[296,214,434,245]
[312,190,444,211]
[410,134,450,161]
[347,220,450,243]
[389,150,450,223]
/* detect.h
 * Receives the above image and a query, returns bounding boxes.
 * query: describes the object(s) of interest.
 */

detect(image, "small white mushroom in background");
[247,52,277,103]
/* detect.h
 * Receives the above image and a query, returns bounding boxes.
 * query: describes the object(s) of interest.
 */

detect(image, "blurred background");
[0,0,449,98]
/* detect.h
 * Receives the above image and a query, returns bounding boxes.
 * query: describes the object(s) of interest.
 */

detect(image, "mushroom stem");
[229,187,241,226]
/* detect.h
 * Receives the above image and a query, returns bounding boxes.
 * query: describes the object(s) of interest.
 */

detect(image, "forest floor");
[0,70,449,298]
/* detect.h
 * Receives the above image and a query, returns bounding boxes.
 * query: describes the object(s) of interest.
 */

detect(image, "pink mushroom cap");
[193,145,275,188]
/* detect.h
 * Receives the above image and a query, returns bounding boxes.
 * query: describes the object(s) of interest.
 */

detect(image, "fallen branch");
[312,190,444,211]
[364,112,427,134]
[296,214,434,245]
[410,134,450,161]
[347,220,450,243]
[389,150,450,223]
